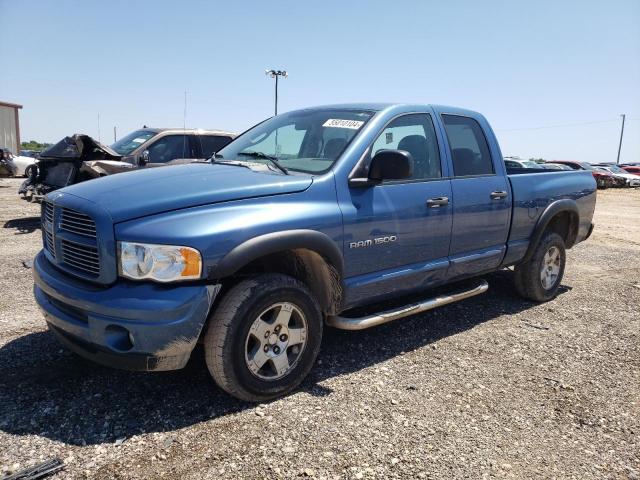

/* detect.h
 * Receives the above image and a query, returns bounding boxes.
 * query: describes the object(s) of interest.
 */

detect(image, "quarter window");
[371,114,441,180]
[442,115,494,177]
[200,135,234,158]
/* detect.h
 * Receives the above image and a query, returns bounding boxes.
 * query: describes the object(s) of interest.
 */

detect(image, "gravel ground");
[0,176,638,479]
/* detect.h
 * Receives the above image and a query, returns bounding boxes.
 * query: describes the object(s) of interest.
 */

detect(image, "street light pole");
[265,69,288,115]
[616,114,626,165]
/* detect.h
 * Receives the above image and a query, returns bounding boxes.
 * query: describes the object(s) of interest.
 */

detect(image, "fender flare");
[521,199,579,264]
[209,229,344,280]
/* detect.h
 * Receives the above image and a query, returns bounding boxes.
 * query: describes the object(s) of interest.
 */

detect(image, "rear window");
[442,115,494,177]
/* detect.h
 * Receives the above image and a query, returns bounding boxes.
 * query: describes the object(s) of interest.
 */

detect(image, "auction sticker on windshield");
[323,119,365,129]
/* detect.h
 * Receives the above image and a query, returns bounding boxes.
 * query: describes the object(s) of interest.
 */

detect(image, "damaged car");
[19,128,235,201]
[0,147,18,176]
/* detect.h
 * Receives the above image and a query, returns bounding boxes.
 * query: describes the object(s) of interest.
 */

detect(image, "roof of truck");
[302,103,477,113]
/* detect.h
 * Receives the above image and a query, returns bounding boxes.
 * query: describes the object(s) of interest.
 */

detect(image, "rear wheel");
[514,232,566,302]
[204,273,323,402]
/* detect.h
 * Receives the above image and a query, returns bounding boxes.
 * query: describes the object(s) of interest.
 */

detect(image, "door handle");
[490,190,508,200]
[426,196,449,208]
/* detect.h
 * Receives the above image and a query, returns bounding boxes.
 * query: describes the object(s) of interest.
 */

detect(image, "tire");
[514,232,566,302]
[24,164,36,179]
[204,273,323,402]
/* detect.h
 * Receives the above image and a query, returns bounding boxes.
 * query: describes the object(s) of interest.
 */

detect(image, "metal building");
[0,100,23,153]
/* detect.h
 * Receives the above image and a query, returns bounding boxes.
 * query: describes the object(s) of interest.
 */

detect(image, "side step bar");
[327,279,489,331]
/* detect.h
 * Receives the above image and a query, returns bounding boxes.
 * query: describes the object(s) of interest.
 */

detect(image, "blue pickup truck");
[33,104,596,401]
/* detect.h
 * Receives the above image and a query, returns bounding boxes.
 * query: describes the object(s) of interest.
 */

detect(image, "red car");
[549,160,616,189]
[621,165,640,176]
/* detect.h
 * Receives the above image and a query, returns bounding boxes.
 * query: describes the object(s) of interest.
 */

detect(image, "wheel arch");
[209,230,344,314]
[521,199,579,264]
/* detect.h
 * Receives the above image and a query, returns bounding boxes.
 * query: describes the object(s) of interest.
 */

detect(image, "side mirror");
[139,150,150,165]
[368,150,413,181]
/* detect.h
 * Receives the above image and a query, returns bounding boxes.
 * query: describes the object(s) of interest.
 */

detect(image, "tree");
[20,140,52,152]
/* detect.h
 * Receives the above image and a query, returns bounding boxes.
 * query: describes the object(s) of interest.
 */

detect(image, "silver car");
[110,127,236,167]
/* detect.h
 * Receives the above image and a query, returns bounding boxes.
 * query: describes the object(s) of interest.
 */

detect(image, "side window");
[442,115,494,177]
[146,135,190,163]
[200,135,233,158]
[371,113,441,180]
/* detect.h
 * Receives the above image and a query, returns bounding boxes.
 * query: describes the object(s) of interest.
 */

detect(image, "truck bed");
[503,169,597,265]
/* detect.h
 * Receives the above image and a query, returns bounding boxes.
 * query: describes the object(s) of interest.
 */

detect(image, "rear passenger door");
[440,113,511,278]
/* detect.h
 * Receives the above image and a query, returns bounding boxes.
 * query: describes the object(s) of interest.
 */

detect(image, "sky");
[1,0,639,163]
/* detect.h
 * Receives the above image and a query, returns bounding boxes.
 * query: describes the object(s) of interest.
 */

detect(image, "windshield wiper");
[237,151,288,175]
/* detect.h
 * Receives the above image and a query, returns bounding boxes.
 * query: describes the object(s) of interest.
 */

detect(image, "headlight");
[118,242,202,282]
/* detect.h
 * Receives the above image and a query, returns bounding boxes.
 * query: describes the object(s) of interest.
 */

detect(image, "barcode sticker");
[323,119,365,129]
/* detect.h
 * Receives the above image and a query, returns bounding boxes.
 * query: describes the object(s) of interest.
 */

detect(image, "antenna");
[183,91,187,157]
[183,90,187,131]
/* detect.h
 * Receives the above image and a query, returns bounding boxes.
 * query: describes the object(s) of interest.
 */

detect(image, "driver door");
[340,113,453,307]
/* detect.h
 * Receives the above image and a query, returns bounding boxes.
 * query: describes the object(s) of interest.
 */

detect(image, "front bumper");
[33,250,220,371]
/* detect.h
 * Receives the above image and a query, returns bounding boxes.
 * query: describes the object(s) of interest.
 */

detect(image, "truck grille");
[61,240,100,276]
[41,200,102,279]
[44,201,54,224]
[60,208,97,238]
[44,230,56,258]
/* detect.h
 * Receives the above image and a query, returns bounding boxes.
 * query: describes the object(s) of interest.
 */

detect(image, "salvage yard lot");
[0,177,638,479]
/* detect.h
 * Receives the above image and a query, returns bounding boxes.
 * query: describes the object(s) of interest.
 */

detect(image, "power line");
[497,118,620,132]
[497,117,640,132]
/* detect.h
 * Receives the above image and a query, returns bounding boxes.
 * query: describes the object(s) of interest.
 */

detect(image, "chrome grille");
[44,230,55,258]
[61,240,100,276]
[60,208,96,238]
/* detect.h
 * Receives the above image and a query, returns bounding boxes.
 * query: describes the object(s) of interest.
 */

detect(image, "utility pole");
[265,69,288,115]
[616,114,626,165]
[113,126,117,142]
[97,113,101,142]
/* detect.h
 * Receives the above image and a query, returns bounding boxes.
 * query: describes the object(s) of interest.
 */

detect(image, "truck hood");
[58,163,313,222]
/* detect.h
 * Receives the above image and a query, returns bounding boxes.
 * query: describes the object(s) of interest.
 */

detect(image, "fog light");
[105,325,134,352]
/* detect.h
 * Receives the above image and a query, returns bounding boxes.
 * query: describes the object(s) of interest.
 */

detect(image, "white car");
[13,151,39,177]
[504,158,542,169]
[596,165,640,187]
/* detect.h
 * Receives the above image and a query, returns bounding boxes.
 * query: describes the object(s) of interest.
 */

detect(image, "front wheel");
[514,232,566,302]
[204,274,323,402]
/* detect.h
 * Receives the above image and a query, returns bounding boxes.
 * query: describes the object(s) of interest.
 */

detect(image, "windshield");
[111,130,157,155]
[217,108,374,174]
[606,166,625,173]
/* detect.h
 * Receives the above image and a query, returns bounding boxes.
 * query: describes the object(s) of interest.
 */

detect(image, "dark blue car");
[33,104,596,401]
